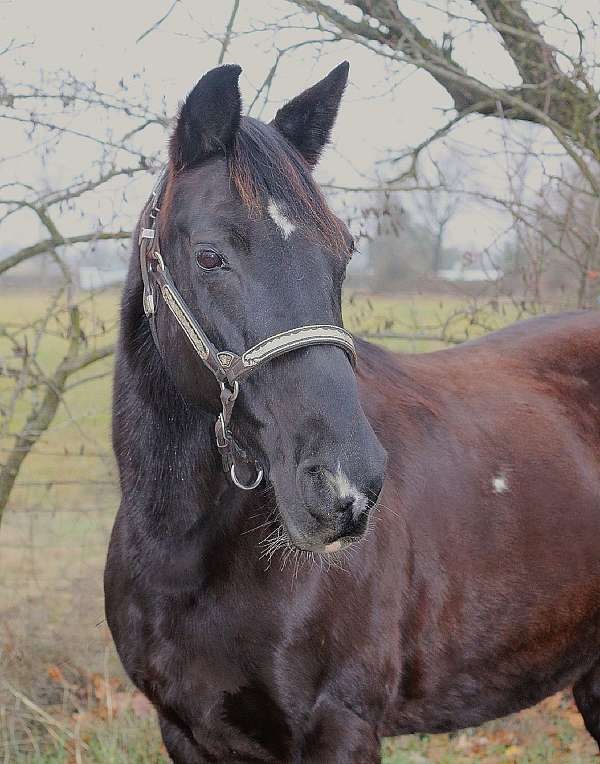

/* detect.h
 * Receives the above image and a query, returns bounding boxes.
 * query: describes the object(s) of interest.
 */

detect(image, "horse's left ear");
[271,62,349,166]
[170,64,242,171]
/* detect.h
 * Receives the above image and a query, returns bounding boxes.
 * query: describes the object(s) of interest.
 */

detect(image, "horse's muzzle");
[292,456,385,552]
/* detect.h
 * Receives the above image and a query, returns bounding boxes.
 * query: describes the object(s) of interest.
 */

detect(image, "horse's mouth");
[274,502,371,556]
[291,533,362,555]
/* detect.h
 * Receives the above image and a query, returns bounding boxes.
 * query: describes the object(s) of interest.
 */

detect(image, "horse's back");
[359,309,600,427]
[441,309,600,384]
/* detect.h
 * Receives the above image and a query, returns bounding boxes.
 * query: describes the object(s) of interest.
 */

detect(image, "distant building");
[438,252,502,282]
[438,265,503,282]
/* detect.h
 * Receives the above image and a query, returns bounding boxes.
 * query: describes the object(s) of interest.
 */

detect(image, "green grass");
[2,288,593,762]
[3,712,169,764]
[342,291,520,352]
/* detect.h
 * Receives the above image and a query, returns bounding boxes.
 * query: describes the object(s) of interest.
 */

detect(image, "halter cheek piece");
[138,169,357,490]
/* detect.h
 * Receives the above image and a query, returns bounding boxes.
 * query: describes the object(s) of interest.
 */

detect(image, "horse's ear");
[271,62,349,167]
[169,64,242,170]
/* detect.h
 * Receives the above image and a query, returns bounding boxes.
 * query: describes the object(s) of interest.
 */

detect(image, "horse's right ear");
[169,64,242,171]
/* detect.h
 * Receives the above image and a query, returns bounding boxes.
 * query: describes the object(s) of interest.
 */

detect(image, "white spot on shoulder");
[268,199,296,239]
[492,473,509,494]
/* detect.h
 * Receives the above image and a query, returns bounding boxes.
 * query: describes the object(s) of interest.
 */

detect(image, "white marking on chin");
[323,540,343,554]
[492,473,509,494]
[268,199,296,239]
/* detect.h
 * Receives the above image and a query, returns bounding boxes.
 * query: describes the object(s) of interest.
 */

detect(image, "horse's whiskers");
[242,516,279,536]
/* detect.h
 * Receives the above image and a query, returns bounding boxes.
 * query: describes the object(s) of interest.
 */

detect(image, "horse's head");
[155,63,386,553]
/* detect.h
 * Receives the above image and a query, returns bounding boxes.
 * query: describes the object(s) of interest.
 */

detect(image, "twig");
[218,0,241,64]
[136,0,180,44]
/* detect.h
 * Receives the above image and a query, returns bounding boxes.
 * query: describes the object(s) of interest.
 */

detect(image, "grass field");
[1,288,596,762]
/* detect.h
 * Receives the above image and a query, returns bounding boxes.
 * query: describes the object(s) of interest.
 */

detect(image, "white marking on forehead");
[492,473,509,494]
[268,199,296,239]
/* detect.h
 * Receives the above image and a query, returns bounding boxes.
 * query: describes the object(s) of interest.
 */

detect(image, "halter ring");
[230,463,264,491]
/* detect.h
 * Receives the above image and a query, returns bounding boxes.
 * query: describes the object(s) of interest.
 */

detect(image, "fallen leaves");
[384,690,598,763]
[48,668,156,726]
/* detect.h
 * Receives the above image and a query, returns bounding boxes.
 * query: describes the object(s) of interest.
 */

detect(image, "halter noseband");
[138,169,357,490]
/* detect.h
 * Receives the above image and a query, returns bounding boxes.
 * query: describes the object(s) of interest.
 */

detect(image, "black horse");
[106,63,600,762]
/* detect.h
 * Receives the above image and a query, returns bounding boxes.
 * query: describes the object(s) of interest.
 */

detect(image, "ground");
[1,289,596,762]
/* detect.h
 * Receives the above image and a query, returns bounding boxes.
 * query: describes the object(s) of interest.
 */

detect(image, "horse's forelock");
[229,117,347,255]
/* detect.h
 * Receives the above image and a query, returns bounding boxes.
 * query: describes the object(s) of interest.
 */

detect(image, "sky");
[1,0,597,258]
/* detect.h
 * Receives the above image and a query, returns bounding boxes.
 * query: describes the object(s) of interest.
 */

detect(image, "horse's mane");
[229,116,347,255]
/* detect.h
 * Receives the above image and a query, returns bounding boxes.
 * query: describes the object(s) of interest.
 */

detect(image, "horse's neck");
[116,267,262,565]
[116,280,232,535]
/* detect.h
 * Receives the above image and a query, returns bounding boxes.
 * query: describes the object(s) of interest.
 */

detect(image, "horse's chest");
[130,589,312,760]
[142,588,277,687]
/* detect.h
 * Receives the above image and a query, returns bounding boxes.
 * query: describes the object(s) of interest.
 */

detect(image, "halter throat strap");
[138,170,357,489]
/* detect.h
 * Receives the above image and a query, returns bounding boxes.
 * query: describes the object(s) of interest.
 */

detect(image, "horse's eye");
[348,237,356,258]
[196,249,223,271]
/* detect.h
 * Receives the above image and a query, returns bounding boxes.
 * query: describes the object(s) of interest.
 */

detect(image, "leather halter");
[138,168,357,490]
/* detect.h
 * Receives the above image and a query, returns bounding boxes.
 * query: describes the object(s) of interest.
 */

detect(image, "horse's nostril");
[335,496,355,514]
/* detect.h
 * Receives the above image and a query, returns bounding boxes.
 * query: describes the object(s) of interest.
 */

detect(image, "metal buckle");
[219,379,238,405]
[215,380,238,448]
[151,252,165,272]
[215,413,230,449]
[142,290,155,317]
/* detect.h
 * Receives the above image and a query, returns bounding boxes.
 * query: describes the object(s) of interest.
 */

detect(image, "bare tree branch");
[218,0,241,64]
[290,0,600,161]
[0,231,131,276]
[136,0,181,43]
[0,306,113,521]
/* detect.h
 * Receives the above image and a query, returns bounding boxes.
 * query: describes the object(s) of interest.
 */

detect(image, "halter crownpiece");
[138,168,357,490]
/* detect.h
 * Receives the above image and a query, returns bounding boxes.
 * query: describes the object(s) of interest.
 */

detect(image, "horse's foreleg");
[573,664,600,752]
[300,695,381,763]
[159,714,207,764]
